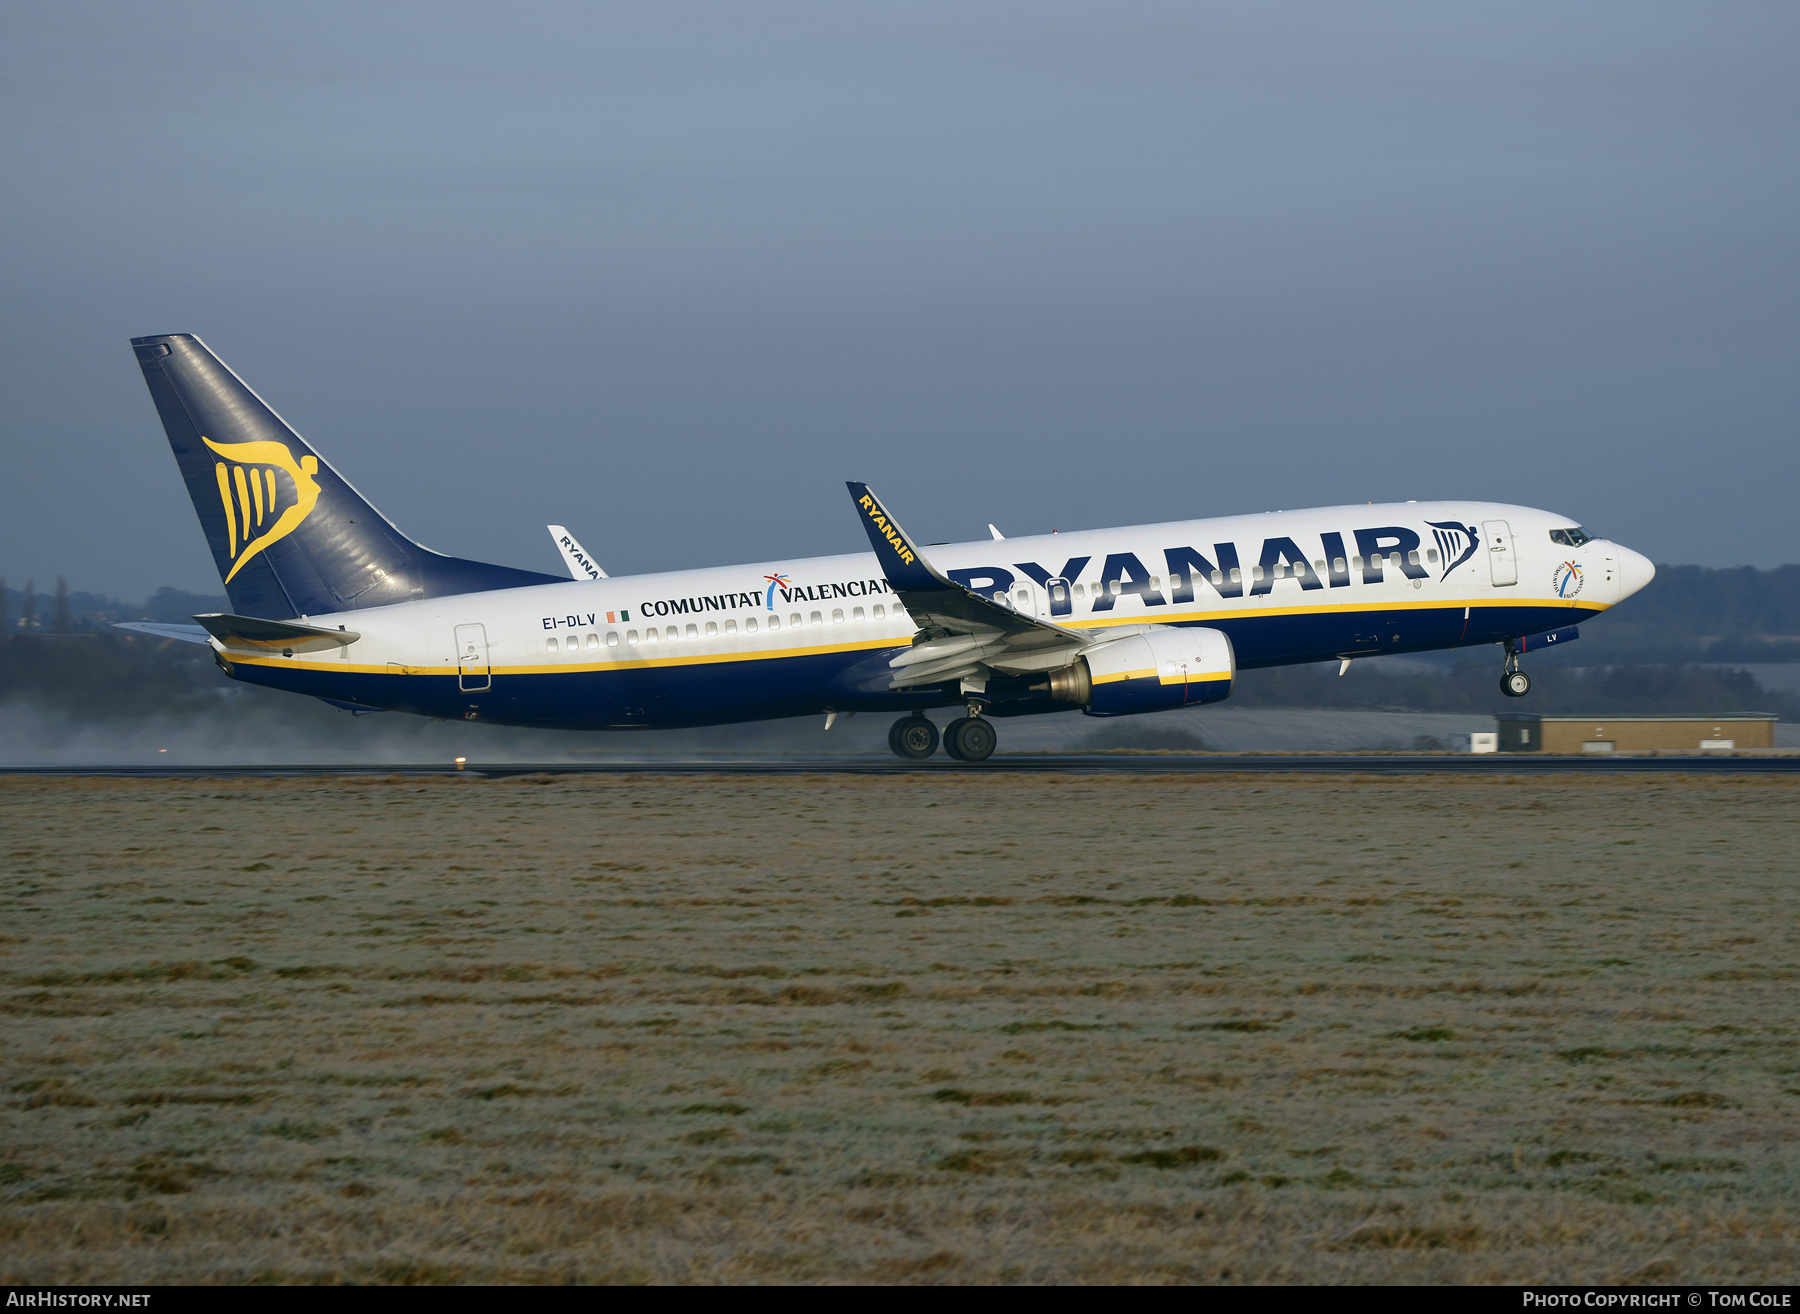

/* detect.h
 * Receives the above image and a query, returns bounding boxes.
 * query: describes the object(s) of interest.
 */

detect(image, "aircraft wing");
[113,622,212,644]
[846,481,1089,689]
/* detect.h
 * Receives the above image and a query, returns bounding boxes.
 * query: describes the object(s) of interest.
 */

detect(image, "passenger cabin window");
[1426,548,1439,563]
[745,617,758,632]
[1051,586,1066,603]
[831,608,844,623]
[685,623,698,639]
[790,613,803,628]
[809,611,822,626]
[1108,581,1122,596]
[587,633,600,648]
[1251,566,1265,582]
[1333,558,1346,573]
[607,631,619,647]
[644,629,658,643]
[852,606,865,620]
[1148,576,1160,592]
[667,626,680,641]
[872,605,885,619]
[724,620,736,635]
[1073,583,1085,598]
[1210,570,1224,586]
[766,615,778,630]
[1015,589,1030,607]
[1407,550,1420,567]
[705,621,717,637]
[546,637,559,652]
[1351,556,1363,571]
[626,630,639,644]
[1312,560,1326,575]
[1228,568,1241,584]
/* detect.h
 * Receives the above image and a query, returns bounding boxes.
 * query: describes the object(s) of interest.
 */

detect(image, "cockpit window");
[1549,527,1594,547]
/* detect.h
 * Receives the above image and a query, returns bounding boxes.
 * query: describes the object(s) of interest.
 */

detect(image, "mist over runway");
[4,754,1799,779]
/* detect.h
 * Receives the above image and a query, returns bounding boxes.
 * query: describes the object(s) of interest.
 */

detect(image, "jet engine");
[1041,626,1234,716]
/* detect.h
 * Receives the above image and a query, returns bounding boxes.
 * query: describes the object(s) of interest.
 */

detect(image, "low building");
[1494,713,1778,754]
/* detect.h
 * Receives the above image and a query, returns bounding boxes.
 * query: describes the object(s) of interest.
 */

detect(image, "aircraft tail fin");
[130,334,559,619]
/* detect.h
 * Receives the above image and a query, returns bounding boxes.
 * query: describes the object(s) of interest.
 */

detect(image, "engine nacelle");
[1045,626,1234,717]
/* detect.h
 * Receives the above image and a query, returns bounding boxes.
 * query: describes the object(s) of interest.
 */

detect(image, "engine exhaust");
[1041,658,1091,705]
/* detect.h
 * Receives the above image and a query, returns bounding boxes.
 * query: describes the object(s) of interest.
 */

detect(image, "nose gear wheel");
[1500,639,1531,698]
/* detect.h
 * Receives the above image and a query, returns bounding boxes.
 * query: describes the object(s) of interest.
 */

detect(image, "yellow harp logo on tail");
[202,437,323,582]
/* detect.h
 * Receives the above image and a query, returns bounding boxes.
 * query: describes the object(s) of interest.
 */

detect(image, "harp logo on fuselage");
[203,436,321,583]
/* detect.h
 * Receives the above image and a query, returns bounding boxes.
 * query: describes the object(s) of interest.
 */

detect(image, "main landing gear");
[888,711,996,762]
[1500,640,1531,698]
[888,714,940,760]
[943,715,997,762]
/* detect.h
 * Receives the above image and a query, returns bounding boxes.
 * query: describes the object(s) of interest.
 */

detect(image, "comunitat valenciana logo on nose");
[1553,560,1584,597]
[203,437,322,582]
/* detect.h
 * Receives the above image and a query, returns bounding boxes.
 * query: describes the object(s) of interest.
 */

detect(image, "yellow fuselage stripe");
[228,596,1604,676]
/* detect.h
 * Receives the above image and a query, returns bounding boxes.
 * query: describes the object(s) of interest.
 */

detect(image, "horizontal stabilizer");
[192,613,361,654]
[112,622,212,645]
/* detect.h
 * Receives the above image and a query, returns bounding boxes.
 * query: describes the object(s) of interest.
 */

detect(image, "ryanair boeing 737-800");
[119,334,1654,761]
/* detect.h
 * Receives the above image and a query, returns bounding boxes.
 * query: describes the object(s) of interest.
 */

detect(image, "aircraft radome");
[118,334,1654,762]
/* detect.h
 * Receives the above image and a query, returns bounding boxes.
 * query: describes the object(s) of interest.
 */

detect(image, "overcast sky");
[2,2,1795,601]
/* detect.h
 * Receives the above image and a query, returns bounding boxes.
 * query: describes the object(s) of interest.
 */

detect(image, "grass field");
[2,771,1797,1284]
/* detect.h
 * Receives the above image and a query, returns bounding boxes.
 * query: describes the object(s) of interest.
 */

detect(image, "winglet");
[845,482,950,593]
[548,525,607,580]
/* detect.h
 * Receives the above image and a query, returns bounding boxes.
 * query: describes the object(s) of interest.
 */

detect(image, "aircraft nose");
[1617,545,1656,599]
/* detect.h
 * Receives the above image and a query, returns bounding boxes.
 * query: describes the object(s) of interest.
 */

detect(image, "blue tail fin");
[131,334,560,619]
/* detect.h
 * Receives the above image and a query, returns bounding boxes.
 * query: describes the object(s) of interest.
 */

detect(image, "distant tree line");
[1232,658,1799,720]
[2,582,229,633]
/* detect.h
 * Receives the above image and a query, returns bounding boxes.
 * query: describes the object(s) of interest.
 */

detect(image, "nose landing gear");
[1500,640,1531,697]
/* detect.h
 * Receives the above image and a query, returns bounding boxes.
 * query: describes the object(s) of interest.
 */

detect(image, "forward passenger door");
[1483,520,1518,587]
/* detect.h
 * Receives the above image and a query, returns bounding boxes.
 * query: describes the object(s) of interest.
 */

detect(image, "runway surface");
[3,754,1798,778]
